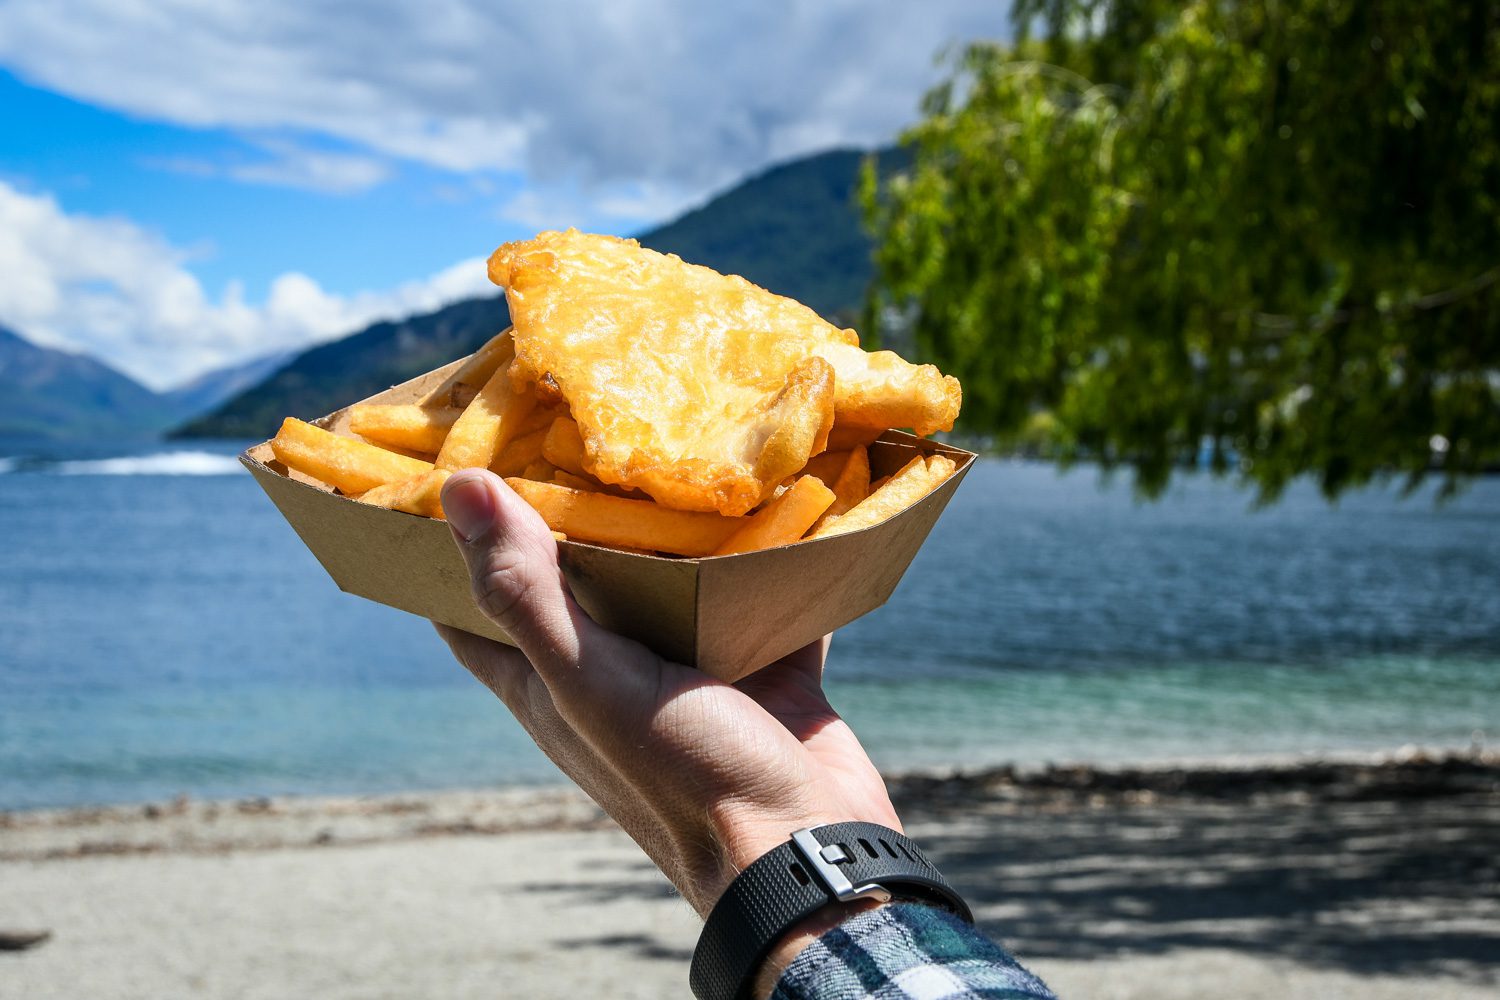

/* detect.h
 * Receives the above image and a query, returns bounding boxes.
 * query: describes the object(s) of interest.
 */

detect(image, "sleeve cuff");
[770,901,1055,1000]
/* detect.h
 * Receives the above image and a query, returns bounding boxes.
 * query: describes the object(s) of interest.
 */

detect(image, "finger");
[437,625,683,872]
[738,636,830,699]
[783,635,831,685]
[437,623,622,810]
[439,623,605,784]
[441,470,659,697]
[442,470,578,668]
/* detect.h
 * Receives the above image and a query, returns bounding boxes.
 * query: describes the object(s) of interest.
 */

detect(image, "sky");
[0,0,1011,390]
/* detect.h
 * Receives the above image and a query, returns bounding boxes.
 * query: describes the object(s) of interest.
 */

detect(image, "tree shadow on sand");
[895,756,1500,985]
[519,756,1500,984]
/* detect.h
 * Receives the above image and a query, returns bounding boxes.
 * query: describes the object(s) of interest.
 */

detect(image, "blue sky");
[0,1,1010,389]
[0,69,543,300]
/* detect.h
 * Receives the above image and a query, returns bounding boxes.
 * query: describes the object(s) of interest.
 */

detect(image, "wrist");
[695,806,851,914]
[690,822,971,1000]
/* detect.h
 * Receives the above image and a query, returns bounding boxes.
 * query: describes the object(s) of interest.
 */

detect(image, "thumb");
[441,470,582,673]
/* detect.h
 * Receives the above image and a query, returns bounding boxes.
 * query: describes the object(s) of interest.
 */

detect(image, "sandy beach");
[3,750,1497,999]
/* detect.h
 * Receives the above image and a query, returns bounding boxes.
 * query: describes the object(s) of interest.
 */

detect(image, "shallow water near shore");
[2,441,1498,809]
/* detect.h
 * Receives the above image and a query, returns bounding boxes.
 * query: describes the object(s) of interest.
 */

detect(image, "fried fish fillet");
[488,230,960,515]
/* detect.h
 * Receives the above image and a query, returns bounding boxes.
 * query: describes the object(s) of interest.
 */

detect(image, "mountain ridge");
[0,325,173,438]
[163,349,297,421]
[0,325,292,438]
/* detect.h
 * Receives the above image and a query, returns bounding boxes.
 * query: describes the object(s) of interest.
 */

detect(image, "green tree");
[862,0,1500,498]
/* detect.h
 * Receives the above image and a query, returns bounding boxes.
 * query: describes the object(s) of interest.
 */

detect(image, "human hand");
[434,469,902,917]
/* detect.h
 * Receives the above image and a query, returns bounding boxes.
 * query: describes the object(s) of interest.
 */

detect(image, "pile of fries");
[270,232,960,559]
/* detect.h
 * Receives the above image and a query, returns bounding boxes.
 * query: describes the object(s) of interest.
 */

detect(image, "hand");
[435,469,902,917]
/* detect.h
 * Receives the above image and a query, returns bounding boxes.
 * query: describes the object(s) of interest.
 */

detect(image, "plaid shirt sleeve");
[769,902,1056,1000]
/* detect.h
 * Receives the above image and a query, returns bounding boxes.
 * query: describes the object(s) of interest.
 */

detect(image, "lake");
[2,440,1497,809]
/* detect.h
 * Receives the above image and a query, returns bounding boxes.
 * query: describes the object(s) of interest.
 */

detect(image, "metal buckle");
[790,828,893,904]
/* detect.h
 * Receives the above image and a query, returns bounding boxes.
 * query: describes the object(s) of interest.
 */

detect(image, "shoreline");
[5,745,1497,998]
[5,746,1494,861]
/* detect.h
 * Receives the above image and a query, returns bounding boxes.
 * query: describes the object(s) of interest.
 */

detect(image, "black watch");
[689,822,973,1000]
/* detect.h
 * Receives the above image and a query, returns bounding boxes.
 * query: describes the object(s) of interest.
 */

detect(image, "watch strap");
[689,822,972,1000]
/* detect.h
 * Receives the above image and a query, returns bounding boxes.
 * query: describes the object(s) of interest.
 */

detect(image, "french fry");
[809,455,934,540]
[373,442,439,462]
[272,418,433,495]
[456,377,565,421]
[356,469,452,520]
[401,469,452,519]
[355,480,404,506]
[348,404,462,455]
[522,459,559,481]
[812,445,871,532]
[505,478,742,557]
[713,475,835,556]
[800,449,850,485]
[825,422,885,451]
[542,416,589,476]
[425,330,514,405]
[553,466,648,499]
[516,403,566,439]
[489,426,548,478]
[833,446,872,508]
[546,505,655,551]
[552,470,598,492]
[926,453,957,485]
[437,360,537,471]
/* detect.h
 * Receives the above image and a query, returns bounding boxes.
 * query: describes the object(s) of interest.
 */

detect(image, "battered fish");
[489,230,959,516]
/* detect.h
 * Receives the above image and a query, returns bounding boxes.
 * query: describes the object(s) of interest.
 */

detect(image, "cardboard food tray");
[241,356,975,684]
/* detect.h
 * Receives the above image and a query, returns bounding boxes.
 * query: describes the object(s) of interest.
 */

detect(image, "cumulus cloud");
[0,0,1011,205]
[0,3,1015,387]
[0,180,495,389]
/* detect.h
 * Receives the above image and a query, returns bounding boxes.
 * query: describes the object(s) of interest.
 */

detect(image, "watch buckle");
[790,828,893,905]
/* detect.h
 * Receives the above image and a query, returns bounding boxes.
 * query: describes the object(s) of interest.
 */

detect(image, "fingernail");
[443,474,496,542]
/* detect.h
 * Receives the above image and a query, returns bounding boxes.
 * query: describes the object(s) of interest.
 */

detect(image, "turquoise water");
[1,441,1497,809]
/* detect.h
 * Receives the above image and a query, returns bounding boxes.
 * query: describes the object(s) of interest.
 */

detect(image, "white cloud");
[592,183,702,228]
[498,179,693,233]
[0,180,495,390]
[147,140,392,195]
[497,189,581,233]
[0,0,1012,208]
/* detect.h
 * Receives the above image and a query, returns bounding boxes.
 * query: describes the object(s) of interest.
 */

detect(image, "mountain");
[639,147,900,321]
[173,296,510,439]
[162,349,297,422]
[0,325,299,439]
[0,325,177,438]
[177,146,900,440]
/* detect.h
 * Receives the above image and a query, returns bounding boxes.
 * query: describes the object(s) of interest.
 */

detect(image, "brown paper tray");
[242,358,973,682]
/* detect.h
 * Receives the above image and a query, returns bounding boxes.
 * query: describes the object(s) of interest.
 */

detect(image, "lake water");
[2,440,1497,809]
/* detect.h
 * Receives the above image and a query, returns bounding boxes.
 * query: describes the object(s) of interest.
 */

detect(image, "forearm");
[438,474,1053,999]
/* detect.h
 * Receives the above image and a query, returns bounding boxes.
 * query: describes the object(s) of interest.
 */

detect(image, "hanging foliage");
[863,0,1500,498]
